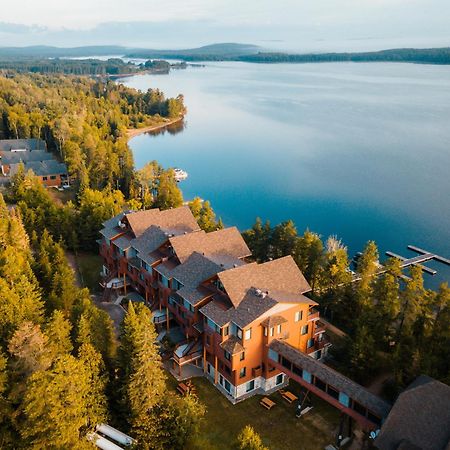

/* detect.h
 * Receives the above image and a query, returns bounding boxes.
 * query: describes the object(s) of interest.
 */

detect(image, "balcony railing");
[307,336,330,354]
[314,321,326,335]
[173,349,203,365]
[308,309,320,321]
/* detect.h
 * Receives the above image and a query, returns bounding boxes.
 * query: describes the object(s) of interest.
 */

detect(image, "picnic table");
[260,397,276,410]
[177,382,189,395]
[280,390,298,403]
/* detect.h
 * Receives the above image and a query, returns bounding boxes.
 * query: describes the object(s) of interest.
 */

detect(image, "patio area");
[166,376,342,450]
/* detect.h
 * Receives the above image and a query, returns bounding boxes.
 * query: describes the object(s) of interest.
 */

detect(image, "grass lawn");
[75,252,103,292]
[47,187,76,205]
[167,376,340,450]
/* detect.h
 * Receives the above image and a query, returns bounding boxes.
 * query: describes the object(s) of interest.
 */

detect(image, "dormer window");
[214,279,225,292]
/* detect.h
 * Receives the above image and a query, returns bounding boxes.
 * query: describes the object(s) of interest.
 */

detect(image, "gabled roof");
[169,227,251,264]
[200,289,279,328]
[131,225,169,256]
[124,206,199,237]
[375,376,450,450]
[170,252,223,287]
[261,315,288,328]
[220,336,245,355]
[217,256,311,307]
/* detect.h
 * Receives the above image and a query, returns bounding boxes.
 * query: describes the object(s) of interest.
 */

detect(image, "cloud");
[0,0,448,49]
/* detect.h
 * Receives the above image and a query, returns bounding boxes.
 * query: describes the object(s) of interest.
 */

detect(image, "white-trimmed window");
[244,328,252,340]
[295,311,303,322]
[276,324,282,334]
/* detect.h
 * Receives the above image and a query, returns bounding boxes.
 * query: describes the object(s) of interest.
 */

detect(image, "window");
[127,264,133,273]
[301,325,309,336]
[264,327,268,337]
[168,296,176,306]
[42,176,48,181]
[327,386,339,400]
[207,318,220,333]
[270,327,274,337]
[224,350,231,361]
[172,278,183,290]
[161,275,170,288]
[223,326,229,337]
[50,175,56,180]
[295,311,303,322]
[139,273,145,281]
[276,324,281,334]
[244,328,252,340]
[214,279,225,292]
[246,380,255,392]
[240,367,246,378]
[307,338,314,349]
[292,365,303,377]
[236,327,243,339]
[240,352,245,361]
[276,374,284,386]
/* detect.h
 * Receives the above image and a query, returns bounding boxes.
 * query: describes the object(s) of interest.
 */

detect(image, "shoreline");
[127,116,184,139]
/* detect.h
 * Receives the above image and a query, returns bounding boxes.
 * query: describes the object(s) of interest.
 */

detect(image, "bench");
[260,397,276,410]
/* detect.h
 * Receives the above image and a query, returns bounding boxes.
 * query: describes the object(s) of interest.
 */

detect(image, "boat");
[173,168,188,182]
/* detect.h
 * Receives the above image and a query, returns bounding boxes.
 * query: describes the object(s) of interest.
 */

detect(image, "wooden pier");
[349,245,449,284]
[384,245,450,276]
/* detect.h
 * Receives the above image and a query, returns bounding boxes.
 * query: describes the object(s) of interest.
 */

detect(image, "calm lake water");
[123,62,450,288]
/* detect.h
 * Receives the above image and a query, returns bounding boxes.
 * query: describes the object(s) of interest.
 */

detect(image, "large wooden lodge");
[99,206,403,431]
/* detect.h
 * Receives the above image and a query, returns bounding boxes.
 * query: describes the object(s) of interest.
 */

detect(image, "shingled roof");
[217,256,312,307]
[169,227,251,264]
[10,160,67,177]
[170,252,223,287]
[124,206,199,237]
[0,150,51,165]
[375,376,450,450]
[220,336,245,355]
[270,339,392,420]
[0,139,47,151]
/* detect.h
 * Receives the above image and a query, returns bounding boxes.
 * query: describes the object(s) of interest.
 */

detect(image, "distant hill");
[0,45,131,58]
[238,47,450,65]
[125,43,262,60]
[0,44,450,65]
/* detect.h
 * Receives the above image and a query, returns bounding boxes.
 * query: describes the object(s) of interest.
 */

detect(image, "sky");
[0,0,449,51]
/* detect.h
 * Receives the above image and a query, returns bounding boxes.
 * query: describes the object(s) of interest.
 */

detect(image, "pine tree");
[78,343,109,425]
[72,291,117,364]
[21,354,101,449]
[44,310,73,359]
[355,241,379,308]
[120,303,166,445]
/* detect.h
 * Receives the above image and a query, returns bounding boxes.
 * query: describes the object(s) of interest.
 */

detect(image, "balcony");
[173,341,203,365]
[314,321,326,335]
[306,336,330,355]
[307,308,320,322]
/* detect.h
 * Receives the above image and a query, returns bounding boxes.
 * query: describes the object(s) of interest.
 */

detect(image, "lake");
[123,62,450,288]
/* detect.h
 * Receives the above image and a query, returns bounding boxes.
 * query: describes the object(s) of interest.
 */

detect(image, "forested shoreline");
[0,70,448,448]
[243,220,450,395]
